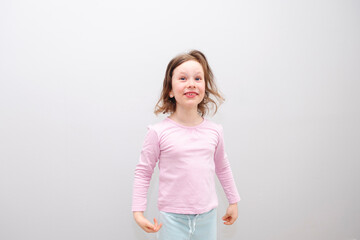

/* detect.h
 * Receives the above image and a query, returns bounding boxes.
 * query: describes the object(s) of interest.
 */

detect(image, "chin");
[179,103,200,108]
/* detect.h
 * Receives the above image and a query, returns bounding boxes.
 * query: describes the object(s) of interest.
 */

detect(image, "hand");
[222,203,238,225]
[133,211,163,233]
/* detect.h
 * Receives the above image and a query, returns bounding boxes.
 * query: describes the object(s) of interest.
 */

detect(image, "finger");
[224,218,235,225]
[145,222,155,232]
[153,218,158,230]
[222,215,231,221]
[155,223,163,232]
[223,217,231,224]
[144,226,155,233]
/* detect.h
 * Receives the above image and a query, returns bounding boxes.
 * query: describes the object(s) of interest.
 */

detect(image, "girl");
[132,50,241,240]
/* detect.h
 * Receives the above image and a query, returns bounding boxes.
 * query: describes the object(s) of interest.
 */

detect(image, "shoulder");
[203,118,223,131]
[145,118,172,135]
[203,118,224,136]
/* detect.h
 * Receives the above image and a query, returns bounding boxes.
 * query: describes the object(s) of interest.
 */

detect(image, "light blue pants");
[157,208,217,240]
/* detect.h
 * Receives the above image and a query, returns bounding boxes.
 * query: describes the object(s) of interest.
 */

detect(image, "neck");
[169,105,203,125]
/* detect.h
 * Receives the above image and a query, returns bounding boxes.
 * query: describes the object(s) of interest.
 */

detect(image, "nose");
[186,78,196,88]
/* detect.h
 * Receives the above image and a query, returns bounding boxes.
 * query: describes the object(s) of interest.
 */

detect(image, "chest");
[159,128,218,157]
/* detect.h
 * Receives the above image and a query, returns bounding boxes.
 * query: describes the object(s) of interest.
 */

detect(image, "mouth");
[184,92,198,96]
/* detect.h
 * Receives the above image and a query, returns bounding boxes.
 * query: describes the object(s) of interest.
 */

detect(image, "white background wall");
[1,0,359,239]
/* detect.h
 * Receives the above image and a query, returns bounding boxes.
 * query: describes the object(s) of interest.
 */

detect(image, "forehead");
[173,60,204,75]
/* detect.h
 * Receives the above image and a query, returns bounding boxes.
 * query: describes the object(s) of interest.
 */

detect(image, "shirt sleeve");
[131,125,160,212]
[214,124,241,204]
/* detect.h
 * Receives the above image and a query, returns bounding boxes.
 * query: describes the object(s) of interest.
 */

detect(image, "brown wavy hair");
[154,50,225,117]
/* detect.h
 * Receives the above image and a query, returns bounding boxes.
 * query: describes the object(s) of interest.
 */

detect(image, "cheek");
[173,83,185,91]
[200,83,206,92]
[173,85,183,93]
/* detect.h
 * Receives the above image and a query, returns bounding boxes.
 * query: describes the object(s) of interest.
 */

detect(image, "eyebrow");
[178,71,203,75]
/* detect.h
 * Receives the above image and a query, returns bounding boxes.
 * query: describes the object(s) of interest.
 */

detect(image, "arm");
[214,125,241,225]
[132,126,162,232]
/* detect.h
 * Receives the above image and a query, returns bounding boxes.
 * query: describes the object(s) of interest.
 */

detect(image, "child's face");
[169,60,206,110]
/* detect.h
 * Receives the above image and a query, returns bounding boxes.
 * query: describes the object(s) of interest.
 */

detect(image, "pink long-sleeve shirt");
[131,117,241,214]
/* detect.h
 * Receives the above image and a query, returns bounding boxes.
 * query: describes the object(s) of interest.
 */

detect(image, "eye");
[180,77,186,80]
[195,77,201,81]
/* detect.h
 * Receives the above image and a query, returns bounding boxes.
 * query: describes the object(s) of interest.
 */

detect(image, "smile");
[184,92,198,98]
